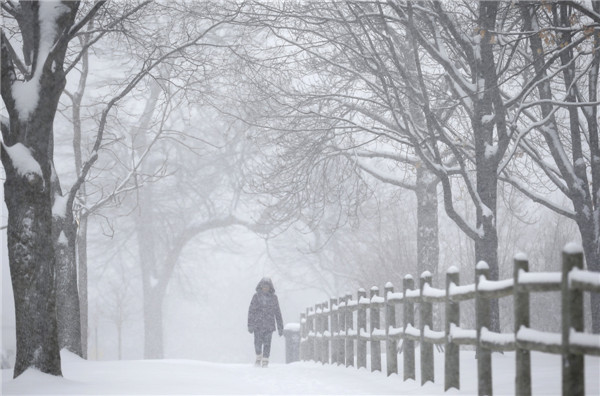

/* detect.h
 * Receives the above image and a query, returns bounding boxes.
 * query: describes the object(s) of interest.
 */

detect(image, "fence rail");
[298,244,600,396]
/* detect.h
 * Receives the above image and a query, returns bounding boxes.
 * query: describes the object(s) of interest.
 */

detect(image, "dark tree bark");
[52,184,83,357]
[471,1,503,331]
[403,1,510,332]
[77,216,89,356]
[1,1,81,377]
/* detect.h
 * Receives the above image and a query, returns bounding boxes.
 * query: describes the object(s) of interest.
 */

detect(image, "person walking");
[247,277,283,368]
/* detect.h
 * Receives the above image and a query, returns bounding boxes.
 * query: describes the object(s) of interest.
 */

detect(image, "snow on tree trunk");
[1,1,80,377]
[470,1,503,333]
[51,168,82,356]
[3,156,61,377]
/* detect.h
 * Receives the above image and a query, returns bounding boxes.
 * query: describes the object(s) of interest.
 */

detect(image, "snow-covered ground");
[2,349,599,394]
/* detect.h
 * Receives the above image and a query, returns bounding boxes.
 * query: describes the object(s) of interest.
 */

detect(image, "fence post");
[330,298,339,365]
[476,261,493,396]
[322,301,330,364]
[385,282,398,376]
[316,303,322,363]
[370,287,382,372]
[300,312,307,361]
[445,267,460,391]
[420,272,434,385]
[403,275,416,381]
[514,254,531,396]
[339,295,347,365]
[401,275,416,381]
[562,245,584,396]
[345,292,354,367]
[284,323,301,364]
[307,307,314,362]
[357,288,367,369]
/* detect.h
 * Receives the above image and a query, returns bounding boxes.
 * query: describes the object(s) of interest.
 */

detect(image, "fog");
[2,197,328,364]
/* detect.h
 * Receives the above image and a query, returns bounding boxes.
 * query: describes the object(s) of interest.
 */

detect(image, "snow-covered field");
[2,349,599,394]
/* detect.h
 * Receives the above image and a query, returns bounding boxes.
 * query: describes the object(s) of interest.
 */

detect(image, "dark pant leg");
[261,331,273,358]
[254,331,263,355]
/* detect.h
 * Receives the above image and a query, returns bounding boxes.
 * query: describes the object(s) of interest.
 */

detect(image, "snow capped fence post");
[322,301,330,364]
[370,287,382,372]
[283,323,301,364]
[420,272,434,385]
[344,293,354,367]
[315,303,322,364]
[300,313,307,361]
[330,298,340,365]
[476,262,493,396]
[384,282,398,377]
[561,246,584,396]
[445,268,460,391]
[296,245,599,392]
[329,299,336,364]
[513,255,531,396]
[357,288,367,369]
[403,275,416,381]
[339,296,347,365]
[307,307,315,362]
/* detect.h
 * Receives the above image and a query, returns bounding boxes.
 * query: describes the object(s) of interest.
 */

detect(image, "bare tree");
[1,0,105,376]
[232,1,599,333]
[1,0,248,374]
[504,1,600,331]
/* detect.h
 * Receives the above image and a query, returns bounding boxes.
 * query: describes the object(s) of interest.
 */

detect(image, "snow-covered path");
[2,349,599,394]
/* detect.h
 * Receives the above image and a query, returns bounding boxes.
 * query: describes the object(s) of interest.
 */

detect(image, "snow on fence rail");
[298,245,600,396]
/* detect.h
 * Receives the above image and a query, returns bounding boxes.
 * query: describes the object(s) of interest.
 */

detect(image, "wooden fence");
[298,245,600,395]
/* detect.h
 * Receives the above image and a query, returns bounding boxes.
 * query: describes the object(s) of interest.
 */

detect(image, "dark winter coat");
[248,278,284,333]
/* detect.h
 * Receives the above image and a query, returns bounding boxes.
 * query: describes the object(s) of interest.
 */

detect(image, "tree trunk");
[53,214,83,356]
[415,166,439,278]
[51,173,82,357]
[3,164,62,377]
[132,81,163,358]
[137,180,166,359]
[137,206,164,358]
[72,40,90,358]
[472,0,501,332]
[1,0,80,377]
[78,217,89,357]
[577,215,600,332]
[136,178,164,359]
[1,46,64,380]
[520,2,600,332]
[405,28,440,281]
[117,319,123,360]
[142,288,165,359]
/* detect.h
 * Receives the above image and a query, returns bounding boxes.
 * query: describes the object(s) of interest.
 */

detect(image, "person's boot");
[261,358,269,368]
[254,355,262,367]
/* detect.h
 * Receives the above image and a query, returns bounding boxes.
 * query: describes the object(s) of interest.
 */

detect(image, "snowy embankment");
[2,349,599,395]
